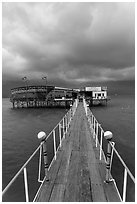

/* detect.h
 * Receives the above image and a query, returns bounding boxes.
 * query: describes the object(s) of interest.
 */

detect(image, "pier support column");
[37,131,49,181]
[104,131,114,183]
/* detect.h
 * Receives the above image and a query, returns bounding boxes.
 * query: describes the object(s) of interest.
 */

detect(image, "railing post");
[70,104,72,122]
[23,167,29,202]
[73,102,75,115]
[123,168,127,202]
[73,101,75,116]
[67,112,69,128]
[93,118,96,139]
[99,128,103,160]
[104,131,113,183]
[38,145,42,182]
[68,109,71,126]
[63,117,65,137]
[37,131,49,181]
[96,122,98,147]
[85,102,87,116]
[64,115,66,137]
[53,129,57,160]
[75,99,77,109]
[110,142,115,171]
[59,123,62,148]
[65,115,68,133]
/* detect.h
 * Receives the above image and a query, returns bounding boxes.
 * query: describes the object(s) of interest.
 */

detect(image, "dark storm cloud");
[2,2,135,87]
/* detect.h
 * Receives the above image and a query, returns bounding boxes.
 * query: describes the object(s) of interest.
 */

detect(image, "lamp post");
[22,76,29,107]
[42,76,48,105]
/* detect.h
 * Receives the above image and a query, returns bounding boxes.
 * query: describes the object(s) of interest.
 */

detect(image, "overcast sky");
[2,2,135,90]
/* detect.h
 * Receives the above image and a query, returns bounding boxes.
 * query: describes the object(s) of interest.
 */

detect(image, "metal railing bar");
[47,124,66,171]
[59,123,62,148]
[87,109,106,163]
[110,142,115,171]
[38,145,43,183]
[100,127,104,134]
[99,129,103,160]
[123,168,128,202]
[46,104,74,141]
[46,118,64,141]
[46,109,71,141]
[47,111,73,171]
[23,167,29,202]
[110,142,135,183]
[33,173,48,202]
[45,131,53,141]
[95,122,98,147]
[53,130,57,160]
[2,143,43,195]
[113,179,122,202]
[63,117,65,137]
[65,115,67,134]
[90,113,134,183]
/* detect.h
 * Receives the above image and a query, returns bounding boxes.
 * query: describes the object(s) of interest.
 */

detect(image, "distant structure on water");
[82,86,109,106]
[10,85,110,108]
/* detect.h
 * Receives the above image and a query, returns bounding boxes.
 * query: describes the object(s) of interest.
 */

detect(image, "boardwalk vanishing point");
[35,101,120,202]
[2,98,135,202]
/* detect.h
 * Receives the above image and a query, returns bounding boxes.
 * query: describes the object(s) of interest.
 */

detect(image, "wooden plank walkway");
[35,102,121,202]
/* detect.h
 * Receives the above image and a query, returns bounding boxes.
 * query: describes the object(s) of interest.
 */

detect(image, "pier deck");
[35,102,121,202]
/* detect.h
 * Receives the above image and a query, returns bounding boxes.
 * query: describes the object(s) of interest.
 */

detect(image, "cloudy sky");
[2,2,135,94]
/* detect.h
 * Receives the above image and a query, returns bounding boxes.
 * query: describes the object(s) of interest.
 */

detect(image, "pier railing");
[83,98,135,202]
[2,99,78,202]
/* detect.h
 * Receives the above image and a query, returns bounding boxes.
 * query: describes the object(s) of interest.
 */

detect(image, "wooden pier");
[35,102,121,202]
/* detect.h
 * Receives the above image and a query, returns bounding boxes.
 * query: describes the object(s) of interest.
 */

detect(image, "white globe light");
[104,131,113,140]
[37,131,46,140]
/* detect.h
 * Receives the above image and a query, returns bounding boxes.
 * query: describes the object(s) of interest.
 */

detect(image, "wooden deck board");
[35,102,121,202]
[63,150,80,202]
[49,184,65,202]
[35,149,64,202]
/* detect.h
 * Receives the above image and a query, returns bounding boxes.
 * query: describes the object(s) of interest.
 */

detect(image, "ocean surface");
[2,94,135,201]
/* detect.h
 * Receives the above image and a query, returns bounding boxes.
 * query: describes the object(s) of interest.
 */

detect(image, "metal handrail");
[2,143,43,196]
[2,98,78,201]
[109,142,135,183]
[84,99,135,202]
